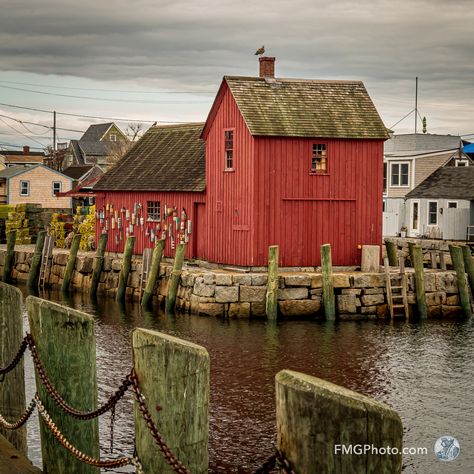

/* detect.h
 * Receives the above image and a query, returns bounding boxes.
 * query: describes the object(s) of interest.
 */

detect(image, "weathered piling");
[26,230,46,290]
[132,328,209,473]
[266,245,279,320]
[90,233,108,297]
[411,245,427,319]
[321,244,335,320]
[165,243,186,314]
[116,236,135,303]
[0,283,26,454]
[60,233,81,292]
[27,297,99,473]
[450,246,472,317]
[2,230,16,283]
[141,239,165,308]
[275,370,403,473]
[462,246,474,298]
[384,239,398,267]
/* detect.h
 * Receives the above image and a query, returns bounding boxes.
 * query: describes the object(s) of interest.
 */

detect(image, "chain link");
[0,337,28,376]
[0,397,36,430]
[128,369,191,474]
[253,448,295,474]
[26,333,132,420]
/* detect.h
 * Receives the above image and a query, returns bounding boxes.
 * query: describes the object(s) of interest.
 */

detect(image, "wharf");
[0,435,41,473]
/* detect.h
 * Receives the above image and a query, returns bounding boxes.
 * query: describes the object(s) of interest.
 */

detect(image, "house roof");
[94,123,206,192]
[0,164,72,180]
[406,167,474,200]
[203,76,389,140]
[62,165,93,180]
[384,133,461,154]
[2,155,44,165]
[80,123,115,141]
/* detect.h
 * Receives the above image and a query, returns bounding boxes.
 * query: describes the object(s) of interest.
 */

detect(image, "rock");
[333,274,351,288]
[251,302,266,317]
[360,245,380,272]
[71,272,83,287]
[251,274,268,286]
[426,292,447,306]
[361,305,377,314]
[215,273,233,286]
[278,287,308,300]
[311,275,322,288]
[233,274,252,285]
[215,285,239,303]
[341,289,362,295]
[197,302,224,317]
[427,305,442,318]
[75,257,94,274]
[181,272,196,287]
[240,285,266,303]
[377,304,389,318]
[424,273,436,292]
[353,274,386,288]
[112,259,122,272]
[228,302,251,318]
[339,314,376,321]
[284,274,312,286]
[54,252,69,266]
[17,263,29,273]
[337,295,360,313]
[279,299,321,317]
[446,295,459,306]
[203,272,215,285]
[361,294,385,306]
[193,280,215,297]
[362,288,384,295]
[441,305,463,317]
[437,272,458,293]
[103,256,112,271]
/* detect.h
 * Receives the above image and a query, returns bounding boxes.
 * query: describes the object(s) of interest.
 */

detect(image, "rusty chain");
[0,397,36,430]
[128,369,191,474]
[0,337,28,376]
[26,333,132,420]
[253,448,295,474]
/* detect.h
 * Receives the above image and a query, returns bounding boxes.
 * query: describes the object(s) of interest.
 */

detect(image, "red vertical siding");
[253,137,384,267]
[94,191,205,258]
[204,84,256,266]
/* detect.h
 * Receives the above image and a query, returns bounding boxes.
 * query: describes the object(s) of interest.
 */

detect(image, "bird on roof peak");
[255,46,265,56]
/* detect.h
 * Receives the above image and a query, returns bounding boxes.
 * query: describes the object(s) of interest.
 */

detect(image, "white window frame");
[410,199,420,234]
[427,200,438,226]
[455,159,468,167]
[383,162,388,195]
[19,180,29,197]
[52,181,62,196]
[109,133,117,142]
[390,161,411,188]
[447,201,458,209]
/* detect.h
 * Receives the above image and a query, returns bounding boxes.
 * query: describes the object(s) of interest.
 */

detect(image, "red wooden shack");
[94,57,388,266]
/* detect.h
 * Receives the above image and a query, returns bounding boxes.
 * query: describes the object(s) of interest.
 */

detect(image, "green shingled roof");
[94,123,205,192]
[223,76,389,139]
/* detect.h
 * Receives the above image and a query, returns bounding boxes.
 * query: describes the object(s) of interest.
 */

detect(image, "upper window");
[224,130,234,170]
[109,133,117,142]
[455,159,468,167]
[311,144,327,173]
[52,181,62,196]
[428,201,438,225]
[147,201,161,221]
[20,180,29,197]
[447,201,458,209]
[390,162,410,187]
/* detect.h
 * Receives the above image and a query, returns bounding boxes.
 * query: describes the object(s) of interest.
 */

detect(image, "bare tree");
[106,123,144,166]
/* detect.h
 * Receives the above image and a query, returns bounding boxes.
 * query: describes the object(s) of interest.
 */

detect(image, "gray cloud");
[0,0,473,134]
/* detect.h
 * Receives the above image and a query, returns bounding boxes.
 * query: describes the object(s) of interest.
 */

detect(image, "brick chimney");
[23,146,30,155]
[259,57,275,78]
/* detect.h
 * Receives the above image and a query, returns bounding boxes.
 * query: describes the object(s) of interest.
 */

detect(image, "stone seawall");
[0,246,466,319]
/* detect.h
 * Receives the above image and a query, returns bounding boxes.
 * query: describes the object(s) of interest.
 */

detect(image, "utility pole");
[53,110,57,151]
[414,77,418,134]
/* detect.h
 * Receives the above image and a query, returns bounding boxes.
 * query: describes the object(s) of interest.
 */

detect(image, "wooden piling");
[411,245,427,319]
[26,230,46,290]
[321,244,335,320]
[266,245,279,320]
[384,239,398,267]
[116,236,135,303]
[60,233,81,292]
[90,233,108,298]
[276,370,403,473]
[462,246,474,299]
[27,297,99,473]
[165,243,186,314]
[141,239,165,308]
[0,283,26,454]
[132,328,209,473]
[2,230,16,283]
[450,246,472,317]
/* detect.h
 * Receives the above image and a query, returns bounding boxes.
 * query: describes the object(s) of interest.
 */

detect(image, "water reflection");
[19,285,474,473]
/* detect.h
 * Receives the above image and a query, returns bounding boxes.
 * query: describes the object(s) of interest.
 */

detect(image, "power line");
[0,142,44,150]
[0,79,213,95]
[0,84,211,104]
[389,109,415,130]
[0,118,48,147]
[0,112,84,133]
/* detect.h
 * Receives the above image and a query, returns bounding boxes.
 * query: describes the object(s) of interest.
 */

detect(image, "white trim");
[409,199,420,235]
[427,200,439,226]
[455,159,469,167]
[99,123,127,141]
[389,161,411,188]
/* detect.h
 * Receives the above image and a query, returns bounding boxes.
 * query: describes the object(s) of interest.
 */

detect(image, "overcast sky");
[0,0,473,150]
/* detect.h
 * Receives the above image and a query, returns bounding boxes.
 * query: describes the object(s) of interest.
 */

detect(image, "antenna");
[415,77,418,134]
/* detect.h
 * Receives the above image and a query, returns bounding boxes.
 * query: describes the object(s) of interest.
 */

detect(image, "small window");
[447,201,458,209]
[224,130,234,170]
[109,133,117,142]
[428,201,438,225]
[20,180,29,197]
[311,144,327,173]
[147,201,161,221]
[412,201,419,231]
[455,159,468,167]
[383,162,387,194]
[391,162,410,186]
[52,181,62,196]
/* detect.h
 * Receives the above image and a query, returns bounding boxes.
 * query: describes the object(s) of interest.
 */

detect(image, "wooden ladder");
[384,256,409,319]
[38,234,54,289]
[139,247,153,297]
